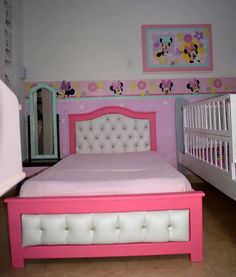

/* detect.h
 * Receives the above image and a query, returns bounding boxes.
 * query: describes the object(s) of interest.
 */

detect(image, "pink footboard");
[5,191,204,268]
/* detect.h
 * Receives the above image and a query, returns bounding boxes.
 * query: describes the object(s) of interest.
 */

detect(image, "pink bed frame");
[5,106,205,268]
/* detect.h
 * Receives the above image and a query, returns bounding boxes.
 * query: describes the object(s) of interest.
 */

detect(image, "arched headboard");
[69,106,157,154]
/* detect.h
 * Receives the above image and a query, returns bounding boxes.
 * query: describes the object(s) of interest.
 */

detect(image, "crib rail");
[183,94,236,179]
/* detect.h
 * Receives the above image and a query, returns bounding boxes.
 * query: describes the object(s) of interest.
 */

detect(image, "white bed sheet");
[20,152,193,197]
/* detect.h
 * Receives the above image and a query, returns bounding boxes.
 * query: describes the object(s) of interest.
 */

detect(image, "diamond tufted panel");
[22,210,189,246]
[75,114,150,153]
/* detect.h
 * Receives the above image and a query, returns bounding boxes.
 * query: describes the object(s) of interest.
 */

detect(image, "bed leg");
[11,256,25,269]
[189,251,203,263]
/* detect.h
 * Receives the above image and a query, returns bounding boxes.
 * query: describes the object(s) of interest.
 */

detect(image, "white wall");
[23,0,236,81]
[13,0,26,160]
[0,0,25,159]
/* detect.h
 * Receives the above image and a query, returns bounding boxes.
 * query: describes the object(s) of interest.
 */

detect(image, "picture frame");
[142,24,213,72]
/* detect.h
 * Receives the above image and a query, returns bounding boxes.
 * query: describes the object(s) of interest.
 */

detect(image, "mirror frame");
[29,83,58,160]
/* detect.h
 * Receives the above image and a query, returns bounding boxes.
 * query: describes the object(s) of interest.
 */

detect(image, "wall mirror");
[29,83,58,160]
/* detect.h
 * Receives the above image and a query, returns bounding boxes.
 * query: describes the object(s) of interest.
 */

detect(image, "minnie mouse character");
[184,44,200,64]
[57,80,75,98]
[156,37,173,57]
[159,80,173,94]
[186,79,200,93]
[109,81,124,96]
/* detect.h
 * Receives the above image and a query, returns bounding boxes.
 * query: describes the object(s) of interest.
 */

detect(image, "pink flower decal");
[184,34,192,43]
[88,82,98,92]
[213,78,222,88]
[137,80,147,90]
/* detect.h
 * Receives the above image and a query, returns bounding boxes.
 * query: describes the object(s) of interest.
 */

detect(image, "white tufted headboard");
[69,106,157,154]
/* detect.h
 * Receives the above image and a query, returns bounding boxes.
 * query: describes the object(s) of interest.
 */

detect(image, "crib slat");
[198,106,201,129]
[213,103,216,130]
[195,136,200,158]
[214,139,217,166]
[209,103,212,130]
[219,140,223,169]
[222,100,227,131]
[224,141,229,171]
[206,138,209,162]
[204,104,208,129]
[217,101,221,131]
[202,137,205,161]
[184,134,188,153]
[210,139,213,165]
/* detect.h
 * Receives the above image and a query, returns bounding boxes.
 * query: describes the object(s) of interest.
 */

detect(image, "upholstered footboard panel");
[22,210,189,246]
[5,191,204,268]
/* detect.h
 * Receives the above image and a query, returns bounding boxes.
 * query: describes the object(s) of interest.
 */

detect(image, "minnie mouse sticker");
[57,80,76,98]
[109,81,124,96]
[159,79,174,95]
[186,79,201,93]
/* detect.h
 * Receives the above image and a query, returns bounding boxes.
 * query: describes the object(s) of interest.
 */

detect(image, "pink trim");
[69,106,157,154]
[5,191,204,268]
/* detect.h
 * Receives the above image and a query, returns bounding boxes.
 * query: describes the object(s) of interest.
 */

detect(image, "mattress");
[20,152,193,197]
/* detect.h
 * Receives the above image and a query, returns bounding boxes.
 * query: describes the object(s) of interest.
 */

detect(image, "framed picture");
[142,24,213,72]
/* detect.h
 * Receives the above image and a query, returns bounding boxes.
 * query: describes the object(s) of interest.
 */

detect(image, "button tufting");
[22,210,189,246]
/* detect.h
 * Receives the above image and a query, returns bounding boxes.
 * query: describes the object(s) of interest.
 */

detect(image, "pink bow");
[189,79,198,87]
[112,81,122,90]
[61,80,71,90]
[161,80,172,88]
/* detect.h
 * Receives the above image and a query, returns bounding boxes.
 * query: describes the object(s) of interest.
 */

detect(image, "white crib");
[179,94,236,200]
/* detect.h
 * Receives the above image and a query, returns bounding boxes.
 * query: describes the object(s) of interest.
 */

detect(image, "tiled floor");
[1,181,236,276]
